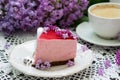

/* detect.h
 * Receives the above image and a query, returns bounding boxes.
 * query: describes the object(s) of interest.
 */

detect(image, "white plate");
[76,22,120,46]
[9,40,93,77]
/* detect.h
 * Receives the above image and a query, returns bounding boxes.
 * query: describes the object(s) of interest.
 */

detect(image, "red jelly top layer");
[39,31,74,40]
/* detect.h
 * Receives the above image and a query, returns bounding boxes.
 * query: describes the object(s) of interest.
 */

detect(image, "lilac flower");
[62,33,69,39]
[35,59,51,70]
[43,27,50,33]
[56,29,62,36]
[70,33,79,40]
[67,60,75,67]
[69,13,78,21]
[81,45,88,52]
[40,64,46,70]
[44,61,51,68]
[0,0,89,35]
[97,67,104,76]
[80,0,88,11]
[104,59,111,68]
[45,6,54,12]
[116,50,120,66]
[49,25,58,31]
[51,9,63,20]
[35,63,40,69]
[4,42,10,49]
[42,25,78,39]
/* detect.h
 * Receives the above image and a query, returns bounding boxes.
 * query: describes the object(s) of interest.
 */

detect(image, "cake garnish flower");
[35,59,51,70]
[67,60,75,67]
[43,25,79,39]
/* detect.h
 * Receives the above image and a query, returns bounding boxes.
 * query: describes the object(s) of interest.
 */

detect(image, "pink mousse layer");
[34,39,77,63]
[34,30,77,64]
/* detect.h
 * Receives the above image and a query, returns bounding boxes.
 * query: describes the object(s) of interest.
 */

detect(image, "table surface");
[0,28,120,80]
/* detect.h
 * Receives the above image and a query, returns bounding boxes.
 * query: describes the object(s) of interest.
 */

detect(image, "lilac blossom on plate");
[67,60,75,67]
[81,45,88,52]
[35,59,51,70]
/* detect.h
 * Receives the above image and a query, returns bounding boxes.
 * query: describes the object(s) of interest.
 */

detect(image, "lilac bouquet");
[116,50,120,66]
[0,0,89,35]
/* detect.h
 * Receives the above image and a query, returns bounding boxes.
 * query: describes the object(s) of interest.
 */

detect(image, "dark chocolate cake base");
[51,58,74,66]
[32,58,74,68]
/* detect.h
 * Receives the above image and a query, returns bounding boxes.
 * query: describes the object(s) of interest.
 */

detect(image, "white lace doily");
[0,29,120,80]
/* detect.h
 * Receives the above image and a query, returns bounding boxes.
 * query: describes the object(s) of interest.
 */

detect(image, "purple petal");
[44,61,51,68]
[97,67,104,76]
[67,60,74,67]
[4,42,10,49]
[35,63,40,69]
[104,59,111,68]
[43,27,50,33]
[40,64,46,70]
[81,45,88,52]
[116,50,120,66]
[62,33,69,39]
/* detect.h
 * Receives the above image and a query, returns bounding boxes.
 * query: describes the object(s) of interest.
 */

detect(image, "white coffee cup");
[88,3,120,39]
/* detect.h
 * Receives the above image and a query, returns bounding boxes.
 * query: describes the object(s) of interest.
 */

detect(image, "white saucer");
[76,22,120,46]
[9,40,93,77]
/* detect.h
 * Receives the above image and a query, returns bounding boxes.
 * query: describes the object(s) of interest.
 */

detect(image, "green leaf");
[80,16,88,22]
[89,0,109,6]
[74,16,88,27]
